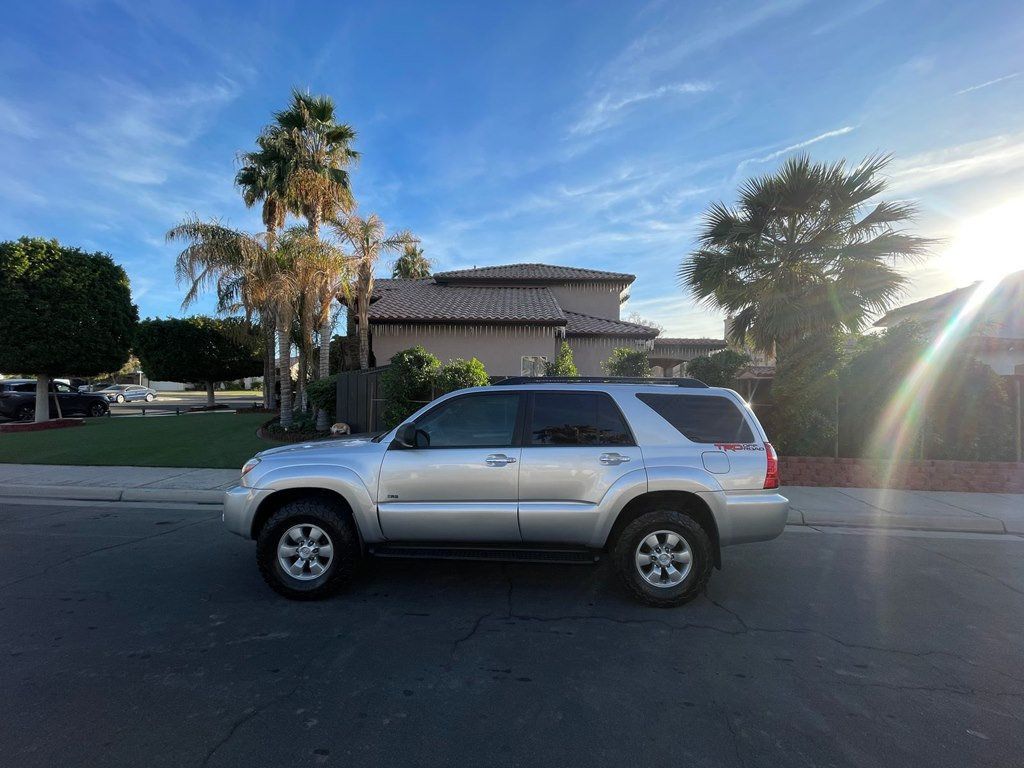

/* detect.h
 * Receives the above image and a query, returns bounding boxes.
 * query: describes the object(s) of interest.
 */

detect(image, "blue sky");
[2,0,1023,337]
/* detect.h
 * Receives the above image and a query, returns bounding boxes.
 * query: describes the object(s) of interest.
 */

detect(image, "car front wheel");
[88,402,107,418]
[145,393,155,402]
[15,404,35,421]
[613,509,713,608]
[256,497,357,600]
[115,394,125,403]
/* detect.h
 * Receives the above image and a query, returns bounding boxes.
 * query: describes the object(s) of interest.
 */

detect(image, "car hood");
[256,435,384,461]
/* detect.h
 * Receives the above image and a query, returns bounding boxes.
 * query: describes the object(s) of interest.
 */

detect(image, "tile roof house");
[363,264,723,377]
[874,270,1024,376]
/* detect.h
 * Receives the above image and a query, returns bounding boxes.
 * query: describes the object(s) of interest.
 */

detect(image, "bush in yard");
[435,357,489,395]
[380,346,441,428]
[134,317,263,407]
[545,341,578,377]
[0,237,138,422]
[686,349,750,387]
[603,347,651,377]
[306,374,337,422]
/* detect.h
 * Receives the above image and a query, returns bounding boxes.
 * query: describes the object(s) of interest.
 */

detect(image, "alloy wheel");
[634,530,693,588]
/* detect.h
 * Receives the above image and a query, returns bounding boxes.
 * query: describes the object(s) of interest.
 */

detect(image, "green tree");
[0,237,137,421]
[134,317,263,407]
[380,346,441,428]
[685,348,750,386]
[545,341,578,377]
[603,347,651,377]
[331,213,416,369]
[435,358,489,395]
[391,243,433,279]
[680,154,931,354]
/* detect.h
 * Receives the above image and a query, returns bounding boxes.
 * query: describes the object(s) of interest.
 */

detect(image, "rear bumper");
[699,490,789,547]
[223,485,272,539]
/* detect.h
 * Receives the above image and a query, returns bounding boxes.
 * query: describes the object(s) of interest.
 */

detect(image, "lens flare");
[865,279,1002,491]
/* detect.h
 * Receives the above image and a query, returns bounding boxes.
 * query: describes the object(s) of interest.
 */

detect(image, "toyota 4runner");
[224,377,788,607]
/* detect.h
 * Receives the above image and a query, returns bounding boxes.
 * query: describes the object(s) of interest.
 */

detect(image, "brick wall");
[781,456,1024,493]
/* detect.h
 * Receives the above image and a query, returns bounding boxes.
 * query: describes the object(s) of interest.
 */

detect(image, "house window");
[521,355,548,376]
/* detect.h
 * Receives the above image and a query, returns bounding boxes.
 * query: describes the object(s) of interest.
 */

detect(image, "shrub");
[545,341,578,377]
[307,375,337,421]
[380,346,441,428]
[685,349,750,386]
[603,347,651,377]
[435,357,489,395]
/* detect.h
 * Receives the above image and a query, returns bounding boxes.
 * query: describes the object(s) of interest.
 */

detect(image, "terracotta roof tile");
[564,311,659,339]
[434,263,635,284]
[369,279,566,325]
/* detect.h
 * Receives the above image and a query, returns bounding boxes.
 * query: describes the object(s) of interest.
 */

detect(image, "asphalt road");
[0,499,1021,768]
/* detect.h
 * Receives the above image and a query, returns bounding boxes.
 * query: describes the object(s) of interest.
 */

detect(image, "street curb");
[0,485,224,505]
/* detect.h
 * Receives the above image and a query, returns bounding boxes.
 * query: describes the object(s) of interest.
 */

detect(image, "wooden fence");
[334,366,388,434]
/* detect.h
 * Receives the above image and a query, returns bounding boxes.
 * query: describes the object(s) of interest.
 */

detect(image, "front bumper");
[223,484,273,539]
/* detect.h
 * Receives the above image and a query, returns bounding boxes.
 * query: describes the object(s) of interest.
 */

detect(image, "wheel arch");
[250,487,364,551]
[604,490,721,568]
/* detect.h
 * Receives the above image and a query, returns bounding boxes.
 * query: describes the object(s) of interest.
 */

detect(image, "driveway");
[0,498,1021,767]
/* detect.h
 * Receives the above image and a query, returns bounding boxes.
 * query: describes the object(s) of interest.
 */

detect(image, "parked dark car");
[97,384,157,403]
[0,379,110,421]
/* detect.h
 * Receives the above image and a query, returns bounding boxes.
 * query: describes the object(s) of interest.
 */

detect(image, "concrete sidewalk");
[0,463,1021,533]
[0,464,238,504]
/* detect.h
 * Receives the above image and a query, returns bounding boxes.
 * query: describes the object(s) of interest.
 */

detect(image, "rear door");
[517,391,643,544]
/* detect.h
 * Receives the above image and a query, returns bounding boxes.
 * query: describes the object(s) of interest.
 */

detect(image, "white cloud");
[737,126,856,170]
[0,98,36,138]
[887,132,1024,193]
[955,72,1021,96]
[570,81,714,135]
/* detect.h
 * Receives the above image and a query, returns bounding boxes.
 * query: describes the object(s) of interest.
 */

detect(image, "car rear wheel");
[613,510,712,607]
[256,498,357,600]
[88,402,107,418]
[15,404,35,421]
[115,394,125,403]
[145,393,155,402]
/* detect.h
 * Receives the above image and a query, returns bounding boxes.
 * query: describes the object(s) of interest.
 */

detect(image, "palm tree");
[680,154,931,355]
[331,214,416,369]
[235,145,288,408]
[168,218,281,410]
[391,243,432,279]
[266,89,359,236]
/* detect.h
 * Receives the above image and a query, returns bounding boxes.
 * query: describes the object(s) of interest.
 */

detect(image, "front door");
[377,391,524,542]
[517,391,643,544]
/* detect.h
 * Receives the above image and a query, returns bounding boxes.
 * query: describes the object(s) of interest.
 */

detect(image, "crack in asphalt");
[0,516,218,591]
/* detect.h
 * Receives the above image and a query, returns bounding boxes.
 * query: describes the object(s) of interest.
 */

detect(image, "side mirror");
[395,423,417,448]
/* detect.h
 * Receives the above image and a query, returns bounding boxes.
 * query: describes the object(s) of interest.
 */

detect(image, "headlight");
[241,458,261,477]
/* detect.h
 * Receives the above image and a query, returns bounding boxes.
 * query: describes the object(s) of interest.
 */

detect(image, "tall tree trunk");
[357,303,370,369]
[278,315,293,428]
[315,312,333,431]
[264,321,276,410]
[205,381,215,408]
[34,374,50,423]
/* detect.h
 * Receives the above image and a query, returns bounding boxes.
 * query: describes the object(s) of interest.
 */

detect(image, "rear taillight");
[763,442,779,489]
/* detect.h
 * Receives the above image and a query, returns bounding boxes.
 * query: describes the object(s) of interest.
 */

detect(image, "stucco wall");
[372,324,560,377]
[568,336,649,376]
[547,283,626,320]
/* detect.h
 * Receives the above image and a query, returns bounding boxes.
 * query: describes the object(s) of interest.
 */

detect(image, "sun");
[941,196,1024,284]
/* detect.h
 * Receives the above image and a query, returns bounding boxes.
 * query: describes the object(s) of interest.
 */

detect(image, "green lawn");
[0,413,282,468]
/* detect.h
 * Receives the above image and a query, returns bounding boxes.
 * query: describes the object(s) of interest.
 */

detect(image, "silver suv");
[224,378,788,607]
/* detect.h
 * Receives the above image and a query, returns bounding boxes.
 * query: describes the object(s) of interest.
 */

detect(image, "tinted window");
[529,392,632,446]
[637,394,755,444]
[12,383,35,393]
[53,383,73,393]
[414,393,519,448]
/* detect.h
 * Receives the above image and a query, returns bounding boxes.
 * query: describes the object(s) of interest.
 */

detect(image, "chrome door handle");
[485,454,517,466]
[599,453,631,465]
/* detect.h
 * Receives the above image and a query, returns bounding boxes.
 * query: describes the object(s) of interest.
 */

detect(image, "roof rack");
[497,376,708,389]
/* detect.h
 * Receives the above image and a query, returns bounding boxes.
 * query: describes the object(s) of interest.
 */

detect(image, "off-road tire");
[613,509,713,608]
[256,498,357,600]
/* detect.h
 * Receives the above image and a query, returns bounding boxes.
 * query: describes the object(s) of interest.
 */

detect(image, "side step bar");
[369,545,600,565]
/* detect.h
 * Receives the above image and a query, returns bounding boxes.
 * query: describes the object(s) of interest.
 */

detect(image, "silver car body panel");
[224,383,788,552]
